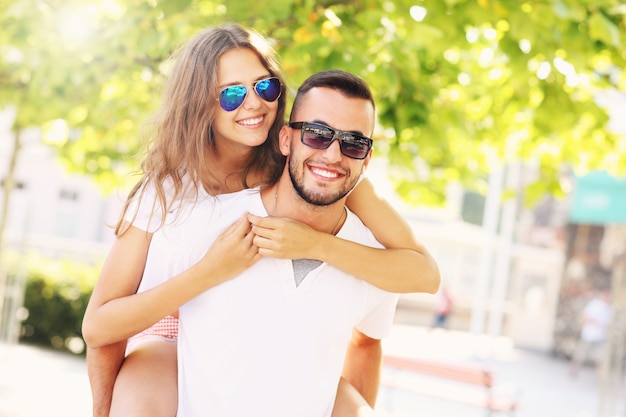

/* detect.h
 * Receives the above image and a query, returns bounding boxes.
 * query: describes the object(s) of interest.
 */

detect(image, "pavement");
[379,325,624,417]
[0,341,91,417]
[0,323,623,417]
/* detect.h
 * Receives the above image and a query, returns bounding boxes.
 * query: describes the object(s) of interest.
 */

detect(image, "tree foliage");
[1,0,625,205]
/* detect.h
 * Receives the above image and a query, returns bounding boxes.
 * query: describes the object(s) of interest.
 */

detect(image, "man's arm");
[86,342,126,417]
[341,328,382,407]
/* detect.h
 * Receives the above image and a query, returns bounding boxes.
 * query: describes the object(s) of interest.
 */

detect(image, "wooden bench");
[382,355,518,416]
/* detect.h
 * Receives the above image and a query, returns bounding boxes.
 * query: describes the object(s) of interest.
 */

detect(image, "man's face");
[280,87,375,206]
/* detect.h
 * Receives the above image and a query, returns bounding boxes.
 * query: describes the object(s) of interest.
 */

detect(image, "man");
[144,69,398,416]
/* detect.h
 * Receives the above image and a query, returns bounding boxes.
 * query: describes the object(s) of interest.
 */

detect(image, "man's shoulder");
[338,210,383,249]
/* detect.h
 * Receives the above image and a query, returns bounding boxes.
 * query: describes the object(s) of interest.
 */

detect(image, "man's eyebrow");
[310,119,366,136]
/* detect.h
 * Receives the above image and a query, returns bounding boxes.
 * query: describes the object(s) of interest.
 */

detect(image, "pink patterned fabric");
[126,315,179,352]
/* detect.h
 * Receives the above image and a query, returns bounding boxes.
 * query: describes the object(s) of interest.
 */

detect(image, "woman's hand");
[248,214,324,260]
[194,214,262,285]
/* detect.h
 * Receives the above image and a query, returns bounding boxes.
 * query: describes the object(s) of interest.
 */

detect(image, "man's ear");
[360,149,373,174]
[279,125,290,156]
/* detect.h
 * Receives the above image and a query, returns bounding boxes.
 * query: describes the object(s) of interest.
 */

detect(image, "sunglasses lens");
[219,85,247,111]
[218,78,281,112]
[255,77,281,102]
[302,125,334,149]
[338,135,371,159]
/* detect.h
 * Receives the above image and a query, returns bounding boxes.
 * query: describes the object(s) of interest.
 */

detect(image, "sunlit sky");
[55,0,124,44]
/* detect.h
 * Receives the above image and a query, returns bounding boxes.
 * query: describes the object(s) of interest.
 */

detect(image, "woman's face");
[212,47,279,152]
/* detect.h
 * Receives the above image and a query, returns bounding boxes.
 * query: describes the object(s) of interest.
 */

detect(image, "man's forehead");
[298,87,353,104]
[293,87,375,132]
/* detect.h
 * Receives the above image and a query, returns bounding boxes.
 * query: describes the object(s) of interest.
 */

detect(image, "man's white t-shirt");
[134,186,399,417]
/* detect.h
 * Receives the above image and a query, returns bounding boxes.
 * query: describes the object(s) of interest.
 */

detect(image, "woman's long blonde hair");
[116,23,287,235]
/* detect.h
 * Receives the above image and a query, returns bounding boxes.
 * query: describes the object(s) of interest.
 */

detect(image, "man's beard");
[288,157,357,206]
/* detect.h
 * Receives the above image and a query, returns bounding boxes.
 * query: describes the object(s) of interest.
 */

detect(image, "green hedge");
[10,255,100,355]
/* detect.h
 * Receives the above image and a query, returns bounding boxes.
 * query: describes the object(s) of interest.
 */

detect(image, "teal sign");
[570,171,626,224]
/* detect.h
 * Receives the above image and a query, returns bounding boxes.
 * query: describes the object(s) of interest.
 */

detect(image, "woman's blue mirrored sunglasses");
[217,77,282,112]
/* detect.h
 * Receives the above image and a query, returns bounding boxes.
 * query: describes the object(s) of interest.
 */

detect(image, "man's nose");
[322,137,343,162]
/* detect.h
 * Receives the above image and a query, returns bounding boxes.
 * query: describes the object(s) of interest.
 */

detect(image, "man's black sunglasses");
[288,122,373,160]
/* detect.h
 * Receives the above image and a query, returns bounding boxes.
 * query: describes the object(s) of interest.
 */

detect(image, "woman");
[82,23,439,417]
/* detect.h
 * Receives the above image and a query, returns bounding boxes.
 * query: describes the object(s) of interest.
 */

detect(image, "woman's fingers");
[247,214,320,259]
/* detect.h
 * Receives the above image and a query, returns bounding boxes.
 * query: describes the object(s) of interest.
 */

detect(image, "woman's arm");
[344,178,440,293]
[83,224,150,417]
[248,179,440,294]
[82,225,158,347]
[82,215,259,348]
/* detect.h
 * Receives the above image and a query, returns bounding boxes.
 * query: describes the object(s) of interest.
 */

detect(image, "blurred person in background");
[569,288,612,376]
[431,286,453,329]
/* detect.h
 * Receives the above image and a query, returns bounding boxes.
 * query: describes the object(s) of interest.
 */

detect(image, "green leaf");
[588,10,621,47]
[158,0,194,16]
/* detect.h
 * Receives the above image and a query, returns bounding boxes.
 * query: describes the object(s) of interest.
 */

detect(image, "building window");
[59,189,79,201]
[55,188,81,238]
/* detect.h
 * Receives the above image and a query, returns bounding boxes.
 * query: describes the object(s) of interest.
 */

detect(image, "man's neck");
[261,180,347,235]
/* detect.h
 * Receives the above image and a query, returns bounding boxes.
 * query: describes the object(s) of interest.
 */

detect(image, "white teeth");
[311,167,339,179]
[239,117,263,126]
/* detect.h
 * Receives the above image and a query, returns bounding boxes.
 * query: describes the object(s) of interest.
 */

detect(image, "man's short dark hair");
[289,70,375,122]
